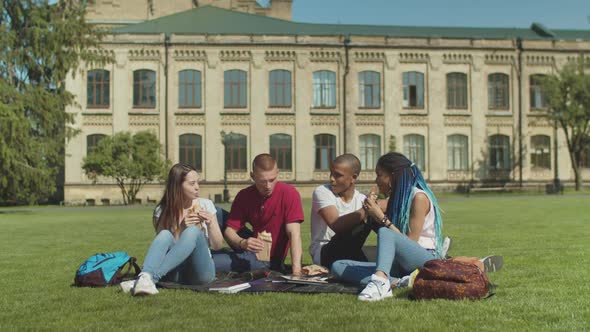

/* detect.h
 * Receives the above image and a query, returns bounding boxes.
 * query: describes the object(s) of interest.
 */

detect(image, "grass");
[1,194,589,331]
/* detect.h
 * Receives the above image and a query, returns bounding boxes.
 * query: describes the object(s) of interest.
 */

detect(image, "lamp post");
[553,118,561,193]
[220,130,230,202]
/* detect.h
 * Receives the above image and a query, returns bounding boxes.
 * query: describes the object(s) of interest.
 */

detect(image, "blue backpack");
[74,252,141,287]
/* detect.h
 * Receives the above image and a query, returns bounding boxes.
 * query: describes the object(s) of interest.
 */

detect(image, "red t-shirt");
[226,181,304,263]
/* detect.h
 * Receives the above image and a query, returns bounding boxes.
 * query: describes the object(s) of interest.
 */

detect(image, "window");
[530,135,551,170]
[224,133,247,171]
[270,134,292,171]
[359,134,381,170]
[447,73,467,109]
[224,70,247,108]
[403,134,425,171]
[133,70,156,108]
[179,134,202,171]
[402,71,424,108]
[488,134,511,170]
[178,70,201,108]
[359,71,380,108]
[86,134,106,155]
[313,70,336,108]
[87,69,110,108]
[315,134,336,170]
[447,134,469,171]
[530,74,549,110]
[269,70,292,107]
[488,73,509,110]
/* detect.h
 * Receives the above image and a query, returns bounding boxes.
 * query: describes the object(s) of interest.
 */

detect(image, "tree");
[541,57,590,190]
[0,0,111,204]
[82,131,169,205]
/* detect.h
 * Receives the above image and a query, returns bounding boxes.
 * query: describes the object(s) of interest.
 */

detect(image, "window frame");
[312,70,337,109]
[402,71,425,109]
[488,73,510,110]
[403,134,426,171]
[133,69,156,108]
[488,134,511,170]
[314,134,336,170]
[224,133,247,171]
[87,69,110,109]
[178,133,203,172]
[530,135,551,170]
[446,72,468,110]
[86,134,106,156]
[269,70,292,108]
[224,69,247,109]
[447,134,469,171]
[359,134,381,170]
[529,74,549,110]
[270,133,293,171]
[358,71,381,109]
[178,70,202,108]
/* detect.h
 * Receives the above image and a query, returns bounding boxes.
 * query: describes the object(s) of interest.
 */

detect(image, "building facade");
[64,0,590,204]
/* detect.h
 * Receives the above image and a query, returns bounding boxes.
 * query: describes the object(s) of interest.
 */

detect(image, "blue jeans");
[142,225,215,285]
[331,227,437,285]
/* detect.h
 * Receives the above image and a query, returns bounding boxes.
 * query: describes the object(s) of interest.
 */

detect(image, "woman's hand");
[196,210,215,225]
[363,197,385,221]
[184,212,203,226]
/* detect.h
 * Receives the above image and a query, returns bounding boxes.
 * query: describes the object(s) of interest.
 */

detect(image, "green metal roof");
[111,6,590,41]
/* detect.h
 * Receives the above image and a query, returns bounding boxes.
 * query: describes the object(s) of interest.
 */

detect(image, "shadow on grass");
[0,210,34,215]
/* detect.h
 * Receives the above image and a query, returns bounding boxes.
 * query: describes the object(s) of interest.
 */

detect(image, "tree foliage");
[0,0,111,204]
[542,57,590,190]
[82,131,169,205]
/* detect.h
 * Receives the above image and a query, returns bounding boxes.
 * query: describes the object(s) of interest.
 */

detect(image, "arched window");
[179,134,202,171]
[224,70,247,108]
[178,70,202,108]
[488,73,509,110]
[87,69,110,108]
[224,133,247,171]
[315,134,336,170]
[313,70,336,108]
[488,134,511,170]
[270,134,292,171]
[403,134,425,171]
[446,72,467,109]
[447,134,469,170]
[530,74,549,110]
[269,70,292,107]
[530,135,551,170]
[359,134,381,170]
[133,69,156,108]
[359,71,380,108]
[86,134,106,156]
[402,71,424,108]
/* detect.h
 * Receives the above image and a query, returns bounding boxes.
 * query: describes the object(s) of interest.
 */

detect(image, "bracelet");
[381,215,389,225]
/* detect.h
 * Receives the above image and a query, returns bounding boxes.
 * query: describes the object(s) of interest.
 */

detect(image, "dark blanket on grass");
[156,271,359,294]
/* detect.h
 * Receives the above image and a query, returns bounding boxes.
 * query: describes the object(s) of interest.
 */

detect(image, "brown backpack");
[412,259,492,300]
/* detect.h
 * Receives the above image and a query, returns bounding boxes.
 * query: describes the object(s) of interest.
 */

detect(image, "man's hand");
[242,237,265,253]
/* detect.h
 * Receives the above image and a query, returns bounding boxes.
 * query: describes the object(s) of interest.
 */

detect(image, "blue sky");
[287,0,589,30]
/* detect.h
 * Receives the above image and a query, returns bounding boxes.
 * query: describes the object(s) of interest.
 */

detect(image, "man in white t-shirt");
[309,154,378,268]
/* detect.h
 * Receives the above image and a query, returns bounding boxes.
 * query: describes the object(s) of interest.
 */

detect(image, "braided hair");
[377,152,443,257]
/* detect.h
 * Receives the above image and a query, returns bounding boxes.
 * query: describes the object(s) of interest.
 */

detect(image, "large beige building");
[65,0,590,204]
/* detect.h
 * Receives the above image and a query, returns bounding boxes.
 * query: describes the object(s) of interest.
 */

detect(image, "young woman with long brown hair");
[122,163,224,296]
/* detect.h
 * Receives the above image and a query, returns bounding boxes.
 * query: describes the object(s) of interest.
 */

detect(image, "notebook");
[208,280,251,293]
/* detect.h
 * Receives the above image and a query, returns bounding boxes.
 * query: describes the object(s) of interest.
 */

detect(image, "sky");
[285,0,590,30]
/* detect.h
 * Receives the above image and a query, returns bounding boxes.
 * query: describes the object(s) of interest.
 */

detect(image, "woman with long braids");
[121,163,224,296]
[331,152,444,301]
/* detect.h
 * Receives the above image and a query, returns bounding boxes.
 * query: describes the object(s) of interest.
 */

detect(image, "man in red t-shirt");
[212,154,304,275]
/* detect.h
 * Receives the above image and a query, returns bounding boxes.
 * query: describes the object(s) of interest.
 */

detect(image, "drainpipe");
[164,34,170,159]
[343,35,351,153]
[516,37,523,187]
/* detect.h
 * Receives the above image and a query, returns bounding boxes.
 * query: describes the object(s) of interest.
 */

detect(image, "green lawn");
[1,194,589,331]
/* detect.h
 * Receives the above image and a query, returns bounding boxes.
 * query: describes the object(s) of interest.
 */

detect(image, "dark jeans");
[320,221,376,269]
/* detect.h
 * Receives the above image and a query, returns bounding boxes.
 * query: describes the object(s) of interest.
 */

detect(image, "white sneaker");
[442,236,452,258]
[358,274,393,302]
[119,280,135,293]
[132,272,159,296]
[480,255,503,272]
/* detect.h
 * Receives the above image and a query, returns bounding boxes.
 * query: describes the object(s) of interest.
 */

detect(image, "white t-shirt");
[309,184,366,265]
[153,197,217,240]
